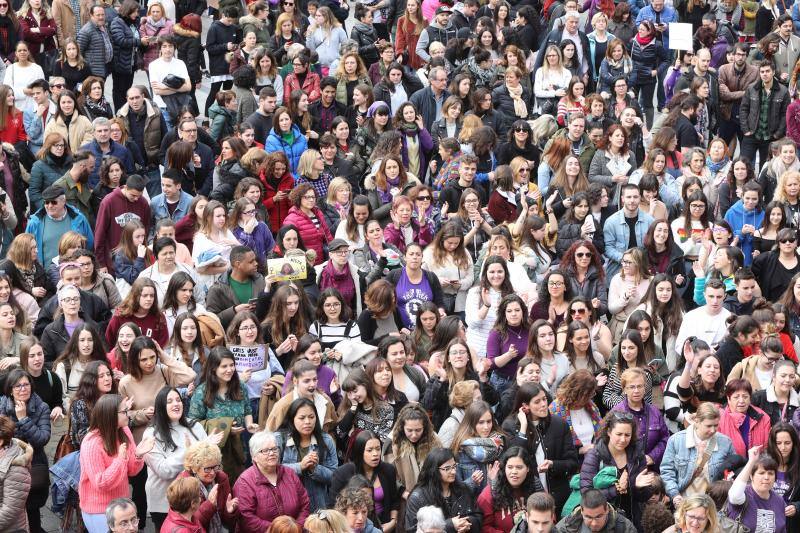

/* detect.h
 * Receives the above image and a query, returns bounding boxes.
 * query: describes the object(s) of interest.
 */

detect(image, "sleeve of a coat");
[0,463,29,530]
[233,475,273,531]
[16,402,51,448]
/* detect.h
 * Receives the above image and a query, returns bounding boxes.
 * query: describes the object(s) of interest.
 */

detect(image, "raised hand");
[226,494,238,513]
[208,484,219,505]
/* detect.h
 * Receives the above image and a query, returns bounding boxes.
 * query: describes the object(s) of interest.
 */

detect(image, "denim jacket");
[275,431,337,512]
[602,209,654,279]
[659,428,735,498]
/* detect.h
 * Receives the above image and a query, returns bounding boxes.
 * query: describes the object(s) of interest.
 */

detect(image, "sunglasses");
[570,308,588,315]
[514,127,529,133]
[575,252,592,258]
[44,199,60,205]
[780,238,797,244]
[417,195,431,201]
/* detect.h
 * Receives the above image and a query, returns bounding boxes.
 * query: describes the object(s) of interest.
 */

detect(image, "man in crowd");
[415,7,456,63]
[150,169,193,227]
[603,183,655,279]
[740,60,790,167]
[246,86,278,144]
[77,4,113,78]
[94,174,151,274]
[107,498,140,533]
[410,66,451,132]
[774,14,800,84]
[116,85,166,196]
[675,279,733,356]
[309,78,345,134]
[23,79,55,156]
[80,117,134,189]
[545,113,596,172]
[554,490,636,533]
[718,43,758,156]
[175,118,215,196]
[25,184,94,268]
[673,48,719,122]
[206,245,267,329]
[52,150,96,224]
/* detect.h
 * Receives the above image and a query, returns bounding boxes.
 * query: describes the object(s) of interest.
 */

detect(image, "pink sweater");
[78,426,144,513]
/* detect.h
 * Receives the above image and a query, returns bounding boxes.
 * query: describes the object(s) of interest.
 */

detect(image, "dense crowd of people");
[5,0,800,532]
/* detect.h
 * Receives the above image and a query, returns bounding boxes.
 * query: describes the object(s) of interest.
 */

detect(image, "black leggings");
[130,468,148,529]
[204,79,232,117]
[151,512,167,532]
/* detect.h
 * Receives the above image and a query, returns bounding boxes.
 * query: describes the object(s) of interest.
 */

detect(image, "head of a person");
[106,498,139,533]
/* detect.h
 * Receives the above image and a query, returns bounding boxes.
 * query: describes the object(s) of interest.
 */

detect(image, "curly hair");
[558,240,605,282]
[555,368,596,408]
[183,440,222,472]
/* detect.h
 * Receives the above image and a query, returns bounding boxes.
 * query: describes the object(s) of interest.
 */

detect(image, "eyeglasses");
[239,325,258,331]
[242,209,256,216]
[439,463,458,472]
[52,143,65,149]
[519,167,530,173]
[621,259,634,266]
[323,302,341,308]
[685,514,707,524]
[765,356,783,365]
[611,411,634,421]
[182,128,198,134]
[417,196,431,201]
[303,194,316,200]
[44,199,61,205]
[548,281,564,287]
[60,297,80,304]
[780,238,797,244]
[201,464,222,473]
[570,308,588,315]
[115,517,139,529]
[576,252,592,258]
[689,203,706,209]
[12,382,30,390]
[51,83,64,88]
[331,249,349,256]
[259,447,280,456]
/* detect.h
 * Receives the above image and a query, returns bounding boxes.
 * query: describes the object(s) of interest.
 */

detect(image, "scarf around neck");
[146,16,166,32]
[635,33,655,46]
[320,260,355,307]
[506,83,528,118]
[706,155,730,175]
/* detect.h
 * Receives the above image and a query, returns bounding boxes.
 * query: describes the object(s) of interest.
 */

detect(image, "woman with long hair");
[752,359,799,426]
[765,422,800,530]
[164,312,206,387]
[671,190,711,263]
[6,233,50,300]
[451,400,505,496]
[52,320,106,400]
[139,1,173,70]
[636,274,684,371]
[389,403,441,509]
[188,346,258,483]
[334,194,371,250]
[465,256,514,358]
[282,183,334,267]
[394,0,426,69]
[275,397,337,512]
[306,6,347,71]
[630,20,667,127]
[533,45,571,116]
[328,430,399,530]
[78,394,154,532]
[228,196,274,266]
[386,243,445,330]
[262,284,309,369]
[93,151,128,201]
[404,448,481,532]
[603,329,655,409]
[598,38,632,98]
[588,124,637,205]
[526,318,571,397]
[579,410,654,526]
[51,37,90,93]
[548,154,590,218]
[191,199,241,289]
[356,278,404,346]
[161,272,207,338]
[44,89,92,153]
[268,13,303,71]
[391,102,433,182]
[112,220,153,290]
[67,359,113,450]
[672,339,728,423]
[105,278,169,348]
[74,248,120,309]
[336,368,395,447]
[105,322,140,378]
[556,192,606,258]
[608,247,652,343]
[753,201,787,257]
[476,447,541,531]
[421,221,473,316]
[334,52,370,108]
[549,369,603,458]
[3,40,41,111]
[142,386,208,531]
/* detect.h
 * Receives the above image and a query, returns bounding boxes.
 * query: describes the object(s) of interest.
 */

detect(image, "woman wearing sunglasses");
[496,119,540,167]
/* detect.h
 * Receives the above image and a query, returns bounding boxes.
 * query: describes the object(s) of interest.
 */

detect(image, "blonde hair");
[694,402,721,422]
[147,1,166,18]
[297,149,322,179]
[304,510,350,533]
[183,440,222,471]
[449,380,479,409]
[326,177,351,204]
[18,0,51,19]
[620,367,647,390]
[675,494,718,533]
[429,41,445,55]
[6,233,36,271]
[776,170,800,203]
[459,115,483,144]
[591,11,608,26]
[240,148,269,175]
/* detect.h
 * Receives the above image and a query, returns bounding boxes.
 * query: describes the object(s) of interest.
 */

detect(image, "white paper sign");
[230,345,271,399]
[669,22,694,51]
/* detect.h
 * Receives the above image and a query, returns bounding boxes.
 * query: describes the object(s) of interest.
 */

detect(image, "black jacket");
[629,38,668,88]
[205,19,242,76]
[176,0,207,21]
[715,335,745,379]
[372,72,424,109]
[491,84,532,120]
[739,80,790,140]
[752,388,799,427]
[496,141,541,167]
[109,15,141,75]
[503,412,579,513]
[40,313,99,364]
[421,370,499,430]
[34,290,110,342]
[404,482,481,533]
[409,86,451,132]
[320,0,349,23]
[268,31,305,66]
[174,23,204,84]
[350,21,380,67]
[328,462,399,523]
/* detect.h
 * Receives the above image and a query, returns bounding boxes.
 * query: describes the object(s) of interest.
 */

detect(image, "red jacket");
[260,170,294,234]
[487,190,519,225]
[477,484,525,533]
[233,464,310,532]
[18,10,57,61]
[0,110,26,144]
[717,404,772,457]
[159,509,205,533]
[283,71,321,103]
[177,470,238,531]
[283,205,333,266]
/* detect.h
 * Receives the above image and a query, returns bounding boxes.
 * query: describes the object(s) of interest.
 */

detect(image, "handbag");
[55,397,75,462]
[719,500,750,533]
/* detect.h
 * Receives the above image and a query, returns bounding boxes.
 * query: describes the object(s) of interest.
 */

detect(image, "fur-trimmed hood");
[173,23,200,38]
[239,14,265,28]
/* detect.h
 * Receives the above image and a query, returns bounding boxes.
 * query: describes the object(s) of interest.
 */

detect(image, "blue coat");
[635,6,678,49]
[274,431,337,512]
[265,125,308,177]
[79,139,135,188]
[0,393,51,466]
[587,31,616,82]
[25,203,94,263]
[29,153,72,212]
[150,190,193,225]
[660,429,735,498]
[724,200,765,266]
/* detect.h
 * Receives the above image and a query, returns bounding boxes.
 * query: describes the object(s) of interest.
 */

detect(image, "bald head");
[696,48,711,73]
[126,86,144,111]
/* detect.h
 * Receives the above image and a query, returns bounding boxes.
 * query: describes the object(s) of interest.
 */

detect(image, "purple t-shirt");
[774,471,791,503]
[728,485,787,533]
[395,269,433,329]
[485,328,528,379]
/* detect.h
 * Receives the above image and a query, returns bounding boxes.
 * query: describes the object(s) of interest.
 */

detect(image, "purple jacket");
[399,128,434,180]
[383,220,433,253]
[282,364,343,406]
[611,398,670,466]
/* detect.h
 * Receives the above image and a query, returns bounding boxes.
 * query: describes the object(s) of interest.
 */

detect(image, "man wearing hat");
[416,6,457,63]
[315,238,364,315]
[25,184,94,267]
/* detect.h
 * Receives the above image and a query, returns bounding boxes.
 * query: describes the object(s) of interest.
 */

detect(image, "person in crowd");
[178,440,240,532]
[68,359,114,449]
[726,446,787,532]
[717,379,772,457]
[752,359,800,426]
[548,369,602,460]
[233,430,310,530]
[0,413,33,531]
[660,401,736,508]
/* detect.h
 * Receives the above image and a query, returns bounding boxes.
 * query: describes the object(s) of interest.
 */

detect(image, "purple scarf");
[378,175,401,203]
[320,260,356,308]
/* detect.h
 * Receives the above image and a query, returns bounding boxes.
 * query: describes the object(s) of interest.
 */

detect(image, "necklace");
[508,326,523,340]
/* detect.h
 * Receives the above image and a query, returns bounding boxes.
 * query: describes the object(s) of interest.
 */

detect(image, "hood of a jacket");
[208,101,233,121]
[352,21,376,35]
[173,23,199,38]
[0,438,32,478]
[239,14,265,28]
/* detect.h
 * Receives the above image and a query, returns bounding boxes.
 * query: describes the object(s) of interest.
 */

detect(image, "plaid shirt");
[755,82,773,140]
